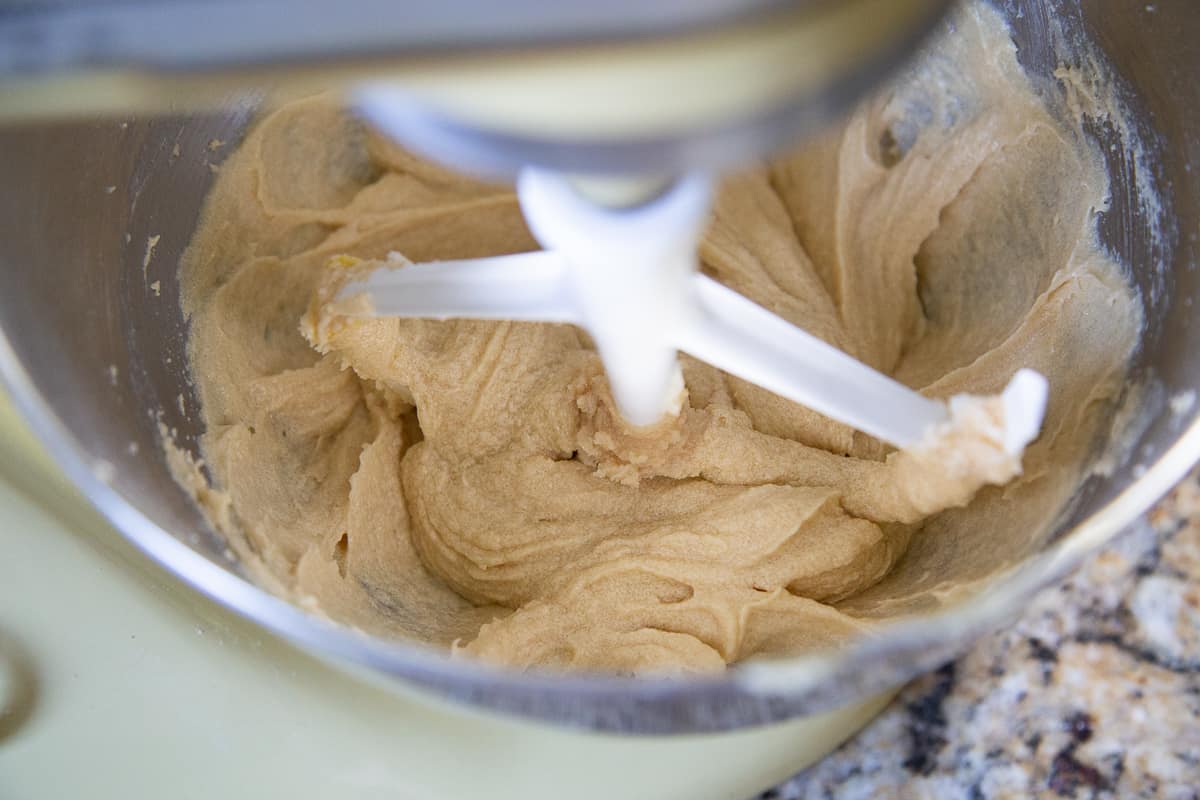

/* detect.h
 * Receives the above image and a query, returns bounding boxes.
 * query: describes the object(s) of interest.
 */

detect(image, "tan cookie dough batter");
[179,3,1141,674]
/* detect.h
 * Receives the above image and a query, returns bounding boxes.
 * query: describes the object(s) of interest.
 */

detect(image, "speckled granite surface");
[762,470,1200,799]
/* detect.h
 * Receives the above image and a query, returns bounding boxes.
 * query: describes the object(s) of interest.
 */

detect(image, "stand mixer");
[1,1,1197,797]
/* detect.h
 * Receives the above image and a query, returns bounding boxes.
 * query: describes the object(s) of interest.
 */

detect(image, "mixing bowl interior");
[0,0,1196,732]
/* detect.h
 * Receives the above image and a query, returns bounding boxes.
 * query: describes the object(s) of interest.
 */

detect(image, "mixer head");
[0,0,952,178]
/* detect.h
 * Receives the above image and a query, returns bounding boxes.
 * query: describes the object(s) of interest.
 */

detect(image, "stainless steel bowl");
[0,0,1196,734]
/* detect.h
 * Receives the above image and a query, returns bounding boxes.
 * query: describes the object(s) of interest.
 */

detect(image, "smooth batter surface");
[179,4,1141,674]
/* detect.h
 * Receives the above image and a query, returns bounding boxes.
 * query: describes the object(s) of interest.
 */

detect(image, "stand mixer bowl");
[0,0,1196,734]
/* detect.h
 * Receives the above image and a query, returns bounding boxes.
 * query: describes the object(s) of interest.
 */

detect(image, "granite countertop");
[763,470,1200,799]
